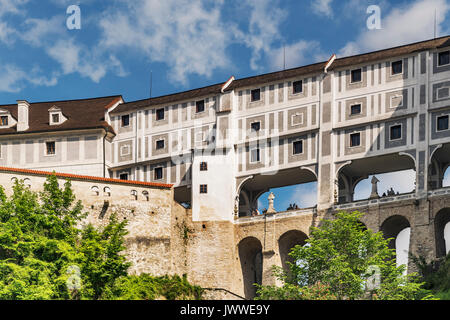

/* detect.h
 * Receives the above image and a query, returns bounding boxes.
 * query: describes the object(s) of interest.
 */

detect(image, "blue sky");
[0,0,449,211]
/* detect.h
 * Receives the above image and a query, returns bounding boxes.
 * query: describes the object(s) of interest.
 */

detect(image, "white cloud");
[0,63,58,92]
[311,0,334,17]
[289,183,318,209]
[46,39,114,83]
[20,16,65,47]
[339,0,450,57]
[98,0,231,85]
[267,40,326,71]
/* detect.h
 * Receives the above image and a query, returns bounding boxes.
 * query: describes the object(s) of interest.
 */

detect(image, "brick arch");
[434,208,450,258]
[380,214,411,250]
[278,230,308,274]
[238,236,263,299]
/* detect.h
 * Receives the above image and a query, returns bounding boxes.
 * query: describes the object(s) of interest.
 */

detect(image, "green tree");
[0,175,130,299]
[256,211,431,300]
[0,174,202,300]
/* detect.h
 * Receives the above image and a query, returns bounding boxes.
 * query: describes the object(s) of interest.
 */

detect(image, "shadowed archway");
[238,237,263,299]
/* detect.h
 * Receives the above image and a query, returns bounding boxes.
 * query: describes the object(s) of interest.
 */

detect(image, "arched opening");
[435,208,450,258]
[238,167,317,217]
[353,170,416,201]
[380,215,411,271]
[238,237,263,299]
[443,166,450,188]
[337,153,416,204]
[429,144,450,189]
[278,230,308,275]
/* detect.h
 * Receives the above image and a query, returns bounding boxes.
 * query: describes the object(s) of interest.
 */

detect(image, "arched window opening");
[91,186,99,196]
[238,237,263,299]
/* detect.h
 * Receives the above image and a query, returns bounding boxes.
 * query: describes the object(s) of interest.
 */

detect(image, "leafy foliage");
[412,252,450,299]
[0,174,201,300]
[256,211,431,300]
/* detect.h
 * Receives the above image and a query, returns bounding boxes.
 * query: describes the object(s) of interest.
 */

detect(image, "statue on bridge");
[370,176,380,199]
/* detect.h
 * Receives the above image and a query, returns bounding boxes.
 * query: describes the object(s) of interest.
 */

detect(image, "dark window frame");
[293,80,303,94]
[121,114,130,127]
[154,167,163,180]
[251,89,261,102]
[0,116,8,126]
[350,132,361,147]
[46,141,56,155]
[156,108,165,121]
[119,173,129,181]
[199,184,208,194]
[200,162,208,171]
[293,140,303,155]
[438,51,450,66]
[351,68,362,83]
[196,100,205,113]
[437,115,449,131]
[389,124,402,141]
[156,139,165,150]
[251,121,261,132]
[391,60,403,75]
[350,104,362,115]
[52,113,60,124]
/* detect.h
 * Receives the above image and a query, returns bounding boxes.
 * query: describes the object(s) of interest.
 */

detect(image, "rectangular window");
[121,114,130,127]
[196,100,205,113]
[200,184,208,194]
[0,116,8,126]
[293,80,303,94]
[119,173,129,181]
[46,141,56,155]
[437,115,449,131]
[351,68,362,83]
[251,121,261,132]
[391,60,403,75]
[251,89,261,102]
[250,148,261,163]
[293,140,303,155]
[350,133,361,147]
[156,139,165,150]
[350,104,362,115]
[390,125,402,140]
[200,162,208,171]
[438,51,450,66]
[52,114,60,124]
[156,108,165,121]
[154,167,163,180]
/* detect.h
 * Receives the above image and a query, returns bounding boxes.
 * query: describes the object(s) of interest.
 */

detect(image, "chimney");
[17,100,30,132]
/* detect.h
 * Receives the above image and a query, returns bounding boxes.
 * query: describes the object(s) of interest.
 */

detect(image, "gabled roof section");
[0,95,122,136]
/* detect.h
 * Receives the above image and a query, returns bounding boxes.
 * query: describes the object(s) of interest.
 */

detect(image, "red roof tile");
[0,166,173,189]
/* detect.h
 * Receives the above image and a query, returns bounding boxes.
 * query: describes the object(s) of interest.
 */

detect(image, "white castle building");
[1,36,450,223]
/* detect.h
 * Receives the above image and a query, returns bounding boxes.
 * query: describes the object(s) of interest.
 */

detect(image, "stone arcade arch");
[337,153,416,203]
[434,208,450,258]
[238,237,263,299]
[237,167,317,217]
[380,215,411,269]
[278,230,308,275]
[429,143,450,189]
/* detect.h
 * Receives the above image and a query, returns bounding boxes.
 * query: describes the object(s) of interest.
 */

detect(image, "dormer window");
[0,116,8,126]
[48,106,66,125]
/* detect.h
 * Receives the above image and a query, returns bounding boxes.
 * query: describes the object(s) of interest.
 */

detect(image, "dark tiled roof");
[0,96,122,136]
[110,83,224,115]
[112,35,450,115]
[330,35,450,70]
